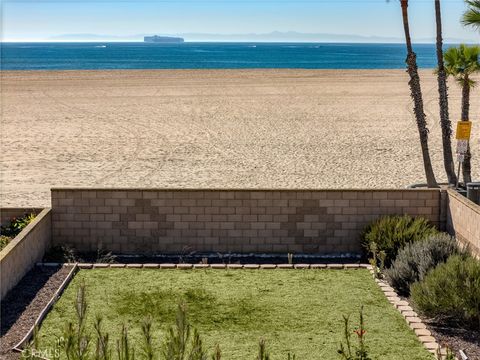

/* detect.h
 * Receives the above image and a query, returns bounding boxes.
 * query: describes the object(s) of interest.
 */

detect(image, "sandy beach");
[1,69,479,207]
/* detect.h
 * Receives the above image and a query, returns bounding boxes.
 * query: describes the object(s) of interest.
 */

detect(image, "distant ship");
[144,35,184,43]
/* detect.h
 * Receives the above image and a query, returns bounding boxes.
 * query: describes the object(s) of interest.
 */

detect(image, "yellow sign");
[456,121,472,140]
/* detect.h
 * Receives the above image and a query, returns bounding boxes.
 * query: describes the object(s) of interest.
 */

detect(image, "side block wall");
[51,189,441,254]
[446,189,480,257]
[0,208,52,300]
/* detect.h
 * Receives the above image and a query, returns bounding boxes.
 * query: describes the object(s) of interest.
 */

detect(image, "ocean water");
[1,42,445,70]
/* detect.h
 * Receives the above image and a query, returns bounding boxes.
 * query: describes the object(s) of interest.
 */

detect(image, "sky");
[1,0,478,42]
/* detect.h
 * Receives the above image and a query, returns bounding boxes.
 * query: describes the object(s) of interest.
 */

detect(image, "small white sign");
[457,153,465,163]
[456,140,469,154]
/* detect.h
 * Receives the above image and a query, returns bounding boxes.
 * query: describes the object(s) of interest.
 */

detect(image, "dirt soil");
[0,265,73,360]
[426,322,480,360]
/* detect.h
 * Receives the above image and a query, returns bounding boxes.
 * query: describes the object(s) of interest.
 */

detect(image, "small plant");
[385,233,462,296]
[0,235,11,251]
[411,255,480,329]
[141,316,154,360]
[63,279,90,360]
[361,215,437,267]
[257,338,270,360]
[211,344,221,360]
[437,346,456,360]
[367,243,386,279]
[287,253,294,265]
[162,303,208,360]
[94,316,111,360]
[338,306,371,360]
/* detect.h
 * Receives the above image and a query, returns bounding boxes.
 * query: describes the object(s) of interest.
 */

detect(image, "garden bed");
[0,265,73,360]
[36,268,433,359]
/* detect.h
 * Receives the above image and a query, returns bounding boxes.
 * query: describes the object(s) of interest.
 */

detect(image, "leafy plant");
[338,306,371,360]
[385,233,462,296]
[411,255,480,329]
[361,215,438,267]
[0,235,11,251]
[0,213,36,239]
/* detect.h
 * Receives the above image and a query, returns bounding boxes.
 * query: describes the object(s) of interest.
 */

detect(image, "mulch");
[0,265,72,360]
[425,321,480,360]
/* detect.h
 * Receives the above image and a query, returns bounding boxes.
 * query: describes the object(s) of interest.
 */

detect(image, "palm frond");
[462,0,480,29]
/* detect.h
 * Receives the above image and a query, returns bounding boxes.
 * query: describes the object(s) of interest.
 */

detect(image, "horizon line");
[1,41,476,45]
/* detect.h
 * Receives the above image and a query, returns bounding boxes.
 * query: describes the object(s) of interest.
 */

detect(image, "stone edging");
[367,269,450,360]
[33,262,448,359]
[38,262,370,269]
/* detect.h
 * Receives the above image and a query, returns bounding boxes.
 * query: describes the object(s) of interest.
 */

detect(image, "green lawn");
[38,269,433,360]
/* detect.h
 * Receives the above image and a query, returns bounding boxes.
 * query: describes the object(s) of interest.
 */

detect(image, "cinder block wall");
[51,189,441,254]
[446,189,480,257]
[0,208,51,300]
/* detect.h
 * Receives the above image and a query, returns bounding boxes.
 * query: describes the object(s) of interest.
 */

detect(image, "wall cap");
[446,188,480,213]
[51,187,441,193]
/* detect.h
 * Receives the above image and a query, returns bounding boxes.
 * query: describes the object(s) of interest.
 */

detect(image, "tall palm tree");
[463,0,480,29]
[444,44,480,184]
[435,0,457,185]
[400,0,438,188]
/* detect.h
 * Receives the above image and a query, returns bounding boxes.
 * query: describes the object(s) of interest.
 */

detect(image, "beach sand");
[1,69,479,207]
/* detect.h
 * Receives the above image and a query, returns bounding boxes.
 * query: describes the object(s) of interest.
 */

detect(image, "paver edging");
[37,262,370,270]
[368,268,451,360]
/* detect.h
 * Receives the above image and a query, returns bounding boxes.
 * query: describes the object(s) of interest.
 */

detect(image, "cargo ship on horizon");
[144,35,184,43]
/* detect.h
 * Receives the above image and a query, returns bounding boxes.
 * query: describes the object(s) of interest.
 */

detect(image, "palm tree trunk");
[461,75,472,184]
[435,0,457,185]
[401,0,438,188]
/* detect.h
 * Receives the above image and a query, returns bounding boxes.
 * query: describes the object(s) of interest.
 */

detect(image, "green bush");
[0,213,36,238]
[361,215,438,266]
[384,233,461,296]
[0,235,11,252]
[411,255,480,329]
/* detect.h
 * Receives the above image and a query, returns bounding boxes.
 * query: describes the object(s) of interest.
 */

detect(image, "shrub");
[361,215,437,266]
[411,255,480,329]
[0,213,36,238]
[385,233,461,296]
[0,235,11,252]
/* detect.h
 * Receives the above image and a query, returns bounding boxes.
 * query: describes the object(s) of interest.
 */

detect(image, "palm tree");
[444,44,480,184]
[400,0,438,188]
[435,0,457,185]
[463,0,480,30]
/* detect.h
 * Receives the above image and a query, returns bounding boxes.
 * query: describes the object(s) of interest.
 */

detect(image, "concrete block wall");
[51,189,441,254]
[0,208,52,300]
[446,189,480,257]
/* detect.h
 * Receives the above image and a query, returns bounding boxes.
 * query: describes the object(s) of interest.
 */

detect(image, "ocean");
[1,42,445,70]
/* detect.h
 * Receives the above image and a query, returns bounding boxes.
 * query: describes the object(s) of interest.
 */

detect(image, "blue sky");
[1,0,478,42]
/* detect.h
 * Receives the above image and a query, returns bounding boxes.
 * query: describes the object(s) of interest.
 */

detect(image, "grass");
[38,269,433,359]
